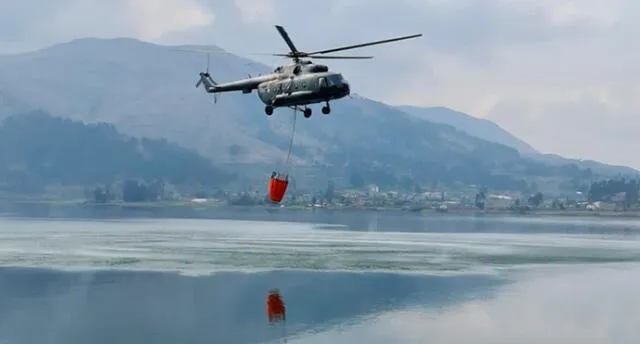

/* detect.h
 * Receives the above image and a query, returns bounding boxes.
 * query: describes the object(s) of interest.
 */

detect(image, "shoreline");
[2,199,640,219]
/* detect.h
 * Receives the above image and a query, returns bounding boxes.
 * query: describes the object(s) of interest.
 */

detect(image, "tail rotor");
[173,47,221,104]
[193,53,220,103]
[195,52,210,87]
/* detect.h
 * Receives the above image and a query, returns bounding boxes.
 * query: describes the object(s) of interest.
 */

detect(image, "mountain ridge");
[395,105,538,154]
[0,37,636,194]
[393,105,639,176]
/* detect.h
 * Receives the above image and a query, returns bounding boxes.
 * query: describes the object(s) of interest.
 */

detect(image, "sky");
[1,0,639,168]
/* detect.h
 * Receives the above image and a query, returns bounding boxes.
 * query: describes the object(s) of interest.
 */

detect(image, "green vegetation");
[0,111,232,196]
[0,110,626,204]
[588,178,639,208]
[324,125,599,195]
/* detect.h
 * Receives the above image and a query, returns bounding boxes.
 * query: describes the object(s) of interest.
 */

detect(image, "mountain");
[0,38,636,194]
[0,38,287,164]
[395,105,538,154]
[0,111,231,196]
[395,105,640,177]
[527,153,639,177]
[0,89,30,119]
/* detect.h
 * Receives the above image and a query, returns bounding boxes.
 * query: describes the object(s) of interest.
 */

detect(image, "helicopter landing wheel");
[321,105,331,115]
[303,108,312,118]
[265,106,274,116]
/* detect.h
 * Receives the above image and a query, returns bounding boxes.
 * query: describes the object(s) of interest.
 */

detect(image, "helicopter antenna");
[272,25,422,61]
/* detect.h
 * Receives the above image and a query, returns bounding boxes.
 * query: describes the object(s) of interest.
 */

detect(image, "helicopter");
[195,25,422,118]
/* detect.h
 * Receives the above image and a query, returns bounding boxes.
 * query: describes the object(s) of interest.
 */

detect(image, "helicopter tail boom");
[198,73,279,94]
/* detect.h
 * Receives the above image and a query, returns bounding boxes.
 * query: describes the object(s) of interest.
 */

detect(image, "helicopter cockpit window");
[326,74,343,86]
[318,77,329,88]
[293,66,301,74]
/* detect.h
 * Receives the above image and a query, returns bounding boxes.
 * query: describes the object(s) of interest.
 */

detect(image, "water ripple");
[1,218,639,276]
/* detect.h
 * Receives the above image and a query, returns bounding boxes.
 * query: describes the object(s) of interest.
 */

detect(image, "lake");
[1,207,639,343]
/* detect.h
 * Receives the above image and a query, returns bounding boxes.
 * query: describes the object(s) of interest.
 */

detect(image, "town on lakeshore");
[3,177,635,218]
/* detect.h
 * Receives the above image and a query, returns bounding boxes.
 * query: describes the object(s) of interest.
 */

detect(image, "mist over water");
[1,210,639,343]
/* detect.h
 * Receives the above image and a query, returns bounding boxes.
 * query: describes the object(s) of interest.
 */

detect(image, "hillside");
[0,111,231,196]
[527,153,639,177]
[396,105,538,154]
[0,90,30,119]
[0,38,636,194]
[394,105,639,177]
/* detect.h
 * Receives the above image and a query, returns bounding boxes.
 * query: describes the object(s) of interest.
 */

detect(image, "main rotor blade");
[271,53,372,59]
[306,33,422,55]
[307,55,373,59]
[175,48,273,59]
[275,25,299,54]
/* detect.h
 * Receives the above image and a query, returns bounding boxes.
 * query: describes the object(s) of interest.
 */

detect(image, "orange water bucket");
[269,176,289,203]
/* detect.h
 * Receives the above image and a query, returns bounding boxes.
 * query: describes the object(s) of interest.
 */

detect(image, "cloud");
[124,0,214,40]
[0,0,214,52]
[233,0,276,23]
[290,265,640,344]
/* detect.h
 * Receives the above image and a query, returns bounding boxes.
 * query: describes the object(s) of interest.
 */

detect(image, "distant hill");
[395,105,639,177]
[0,90,30,120]
[527,153,639,177]
[396,105,538,154]
[0,38,636,194]
[0,111,231,195]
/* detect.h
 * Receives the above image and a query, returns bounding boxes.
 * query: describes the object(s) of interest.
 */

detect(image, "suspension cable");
[285,107,297,164]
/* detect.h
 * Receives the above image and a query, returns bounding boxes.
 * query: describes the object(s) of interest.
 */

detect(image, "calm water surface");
[0,206,639,343]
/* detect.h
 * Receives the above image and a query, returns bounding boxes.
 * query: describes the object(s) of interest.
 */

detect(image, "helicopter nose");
[342,81,350,94]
